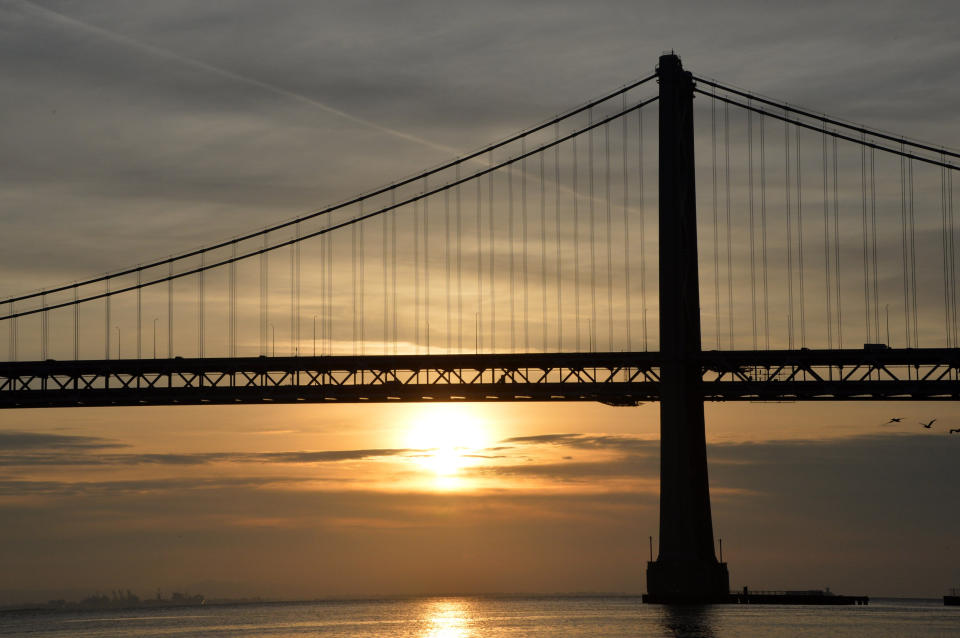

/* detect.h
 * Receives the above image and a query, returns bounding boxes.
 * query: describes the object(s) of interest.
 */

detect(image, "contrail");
[16,0,461,155]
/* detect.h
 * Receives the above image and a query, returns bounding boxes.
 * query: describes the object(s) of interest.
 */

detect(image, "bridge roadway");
[2,347,960,409]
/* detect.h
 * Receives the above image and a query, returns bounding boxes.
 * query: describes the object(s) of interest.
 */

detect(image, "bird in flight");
[950,428,960,434]
[920,419,936,429]
[885,417,903,424]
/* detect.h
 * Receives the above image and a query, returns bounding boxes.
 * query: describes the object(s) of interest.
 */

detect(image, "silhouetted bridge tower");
[646,53,729,602]
[2,53,959,603]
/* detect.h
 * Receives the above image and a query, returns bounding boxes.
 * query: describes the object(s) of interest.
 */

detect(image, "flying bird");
[884,418,903,424]
[950,428,960,434]
[920,419,936,429]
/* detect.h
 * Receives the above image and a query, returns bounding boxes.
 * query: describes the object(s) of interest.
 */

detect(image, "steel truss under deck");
[2,348,959,409]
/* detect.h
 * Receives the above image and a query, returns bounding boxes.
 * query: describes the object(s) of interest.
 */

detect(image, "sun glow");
[404,405,491,484]
[418,598,475,637]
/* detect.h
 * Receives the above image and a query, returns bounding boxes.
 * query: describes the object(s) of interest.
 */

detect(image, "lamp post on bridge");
[644,52,730,603]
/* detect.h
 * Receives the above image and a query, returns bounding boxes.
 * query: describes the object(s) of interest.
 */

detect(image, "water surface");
[2,596,956,637]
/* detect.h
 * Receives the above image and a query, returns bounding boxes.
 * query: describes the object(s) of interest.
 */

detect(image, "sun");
[404,404,491,481]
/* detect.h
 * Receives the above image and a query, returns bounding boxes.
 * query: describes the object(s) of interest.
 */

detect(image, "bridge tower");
[645,53,730,603]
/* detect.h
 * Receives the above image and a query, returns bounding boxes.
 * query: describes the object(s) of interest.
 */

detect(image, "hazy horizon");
[1,0,959,606]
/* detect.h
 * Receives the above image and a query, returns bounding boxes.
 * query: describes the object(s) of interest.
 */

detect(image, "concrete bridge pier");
[645,53,730,604]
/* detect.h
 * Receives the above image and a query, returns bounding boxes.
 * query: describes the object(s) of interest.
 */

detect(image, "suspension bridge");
[1,54,957,601]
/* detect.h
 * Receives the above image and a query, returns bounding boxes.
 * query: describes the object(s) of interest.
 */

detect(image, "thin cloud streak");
[0,446,418,467]
[16,0,460,156]
[0,431,126,451]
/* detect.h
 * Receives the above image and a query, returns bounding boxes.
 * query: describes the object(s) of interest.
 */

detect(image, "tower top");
[658,52,683,74]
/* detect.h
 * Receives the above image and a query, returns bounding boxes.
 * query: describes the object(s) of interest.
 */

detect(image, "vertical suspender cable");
[446,186,452,352]
[622,94,632,351]
[359,202,366,354]
[260,235,267,355]
[588,109,597,352]
[785,118,794,348]
[605,121,613,350]
[229,242,236,356]
[724,101,734,349]
[871,148,880,340]
[900,148,910,346]
[796,127,806,348]
[638,107,647,350]
[199,253,205,358]
[425,176,432,353]
[40,294,47,360]
[290,235,296,356]
[137,271,142,359]
[320,229,326,355]
[833,137,843,348]
[508,155,515,352]
[712,93,720,349]
[73,286,79,360]
[380,198,386,354]
[822,127,832,349]
[627,109,650,352]
[540,150,547,352]
[105,279,111,359]
[860,138,871,342]
[320,225,326,355]
[11,302,17,361]
[522,143,529,352]
[456,165,463,353]
[352,209,358,354]
[487,156,495,352]
[941,159,951,345]
[950,167,957,346]
[555,127,563,350]
[945,155,957,347]
[392,191,398,355]
[322,220,329,355]
[414,199,421,352]
[168,261,173,357]
[909,158,918,347]
[296,222,301,356]
[7,302,14,361]
[476,177,483,353]
[573,136,581,351]
[748,106,757,349]
[760,113,770,349]
[328,218,334,354]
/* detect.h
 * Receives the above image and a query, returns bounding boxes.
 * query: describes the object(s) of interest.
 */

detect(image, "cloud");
[0,431,957,599]
[252,449,414,463]
[13,0,458,155]
[0,475,312,497]
[501,433,658,453]
[0,431,126,451]
[0,446,417,468]
[501,433,582,445]
[467,457,659,482]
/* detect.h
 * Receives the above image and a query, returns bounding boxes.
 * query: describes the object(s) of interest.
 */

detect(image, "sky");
[1,0,960,603]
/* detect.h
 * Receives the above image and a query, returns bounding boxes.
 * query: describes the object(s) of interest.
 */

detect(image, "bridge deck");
[2,348,959,408]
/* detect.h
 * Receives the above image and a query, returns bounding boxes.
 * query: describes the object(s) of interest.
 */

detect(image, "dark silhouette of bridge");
[1,54,958,602]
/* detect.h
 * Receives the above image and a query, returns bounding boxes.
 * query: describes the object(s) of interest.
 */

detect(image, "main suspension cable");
[693,75,960,160]
[2,75,660,307]
[1,97,659,322]
[696,90,958,171]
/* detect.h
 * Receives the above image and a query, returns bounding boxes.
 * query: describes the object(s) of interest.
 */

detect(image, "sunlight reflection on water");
[418,598,475,637]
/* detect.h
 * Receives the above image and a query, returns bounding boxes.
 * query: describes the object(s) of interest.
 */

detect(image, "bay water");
[1,595,956,637]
